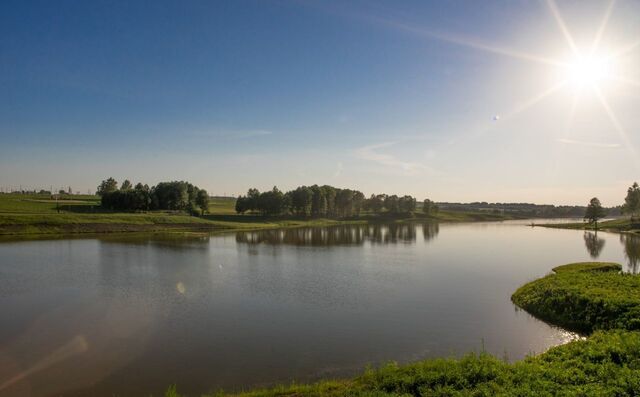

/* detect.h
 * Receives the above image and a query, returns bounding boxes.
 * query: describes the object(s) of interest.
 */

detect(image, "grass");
[0,193,515,237]
[512,262,640,333]
[543,217,640,234]
[163,262,640,397]
[551,262,622,273]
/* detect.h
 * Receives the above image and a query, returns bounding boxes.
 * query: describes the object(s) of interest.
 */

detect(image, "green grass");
[0,193,515,237]
[543,217,640,234]
[512,262,640,333]
[551,261,622,273]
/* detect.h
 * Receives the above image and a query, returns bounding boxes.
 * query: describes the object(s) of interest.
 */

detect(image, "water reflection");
[620,234,640,274]
[583,231,605,259]
[423,223,439,242]
[234,223,435,246]
[98,234,211,251]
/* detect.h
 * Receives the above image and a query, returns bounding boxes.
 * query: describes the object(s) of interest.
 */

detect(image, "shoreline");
[0,210,518,241]
[168,261,640,397]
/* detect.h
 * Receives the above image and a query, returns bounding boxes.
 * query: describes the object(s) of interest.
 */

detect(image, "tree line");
[235,185,438,218]
[584,182,640,229]
[97,178,209,215]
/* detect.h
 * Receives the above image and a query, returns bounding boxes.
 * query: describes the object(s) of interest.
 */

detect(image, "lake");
[0,220,638,396]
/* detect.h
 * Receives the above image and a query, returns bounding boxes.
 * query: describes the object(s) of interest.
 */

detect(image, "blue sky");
[1,0,639,205]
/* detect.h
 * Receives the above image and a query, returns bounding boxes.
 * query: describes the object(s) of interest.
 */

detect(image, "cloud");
[557,138,621,148]
[353,142,434,174]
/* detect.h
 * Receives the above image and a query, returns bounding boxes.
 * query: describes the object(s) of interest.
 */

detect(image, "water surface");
[0,221,637,396]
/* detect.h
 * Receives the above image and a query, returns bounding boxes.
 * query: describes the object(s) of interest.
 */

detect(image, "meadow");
[0,193,512,237]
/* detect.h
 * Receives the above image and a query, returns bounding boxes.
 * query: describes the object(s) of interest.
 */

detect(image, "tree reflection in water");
[620,233,640,274]
[423,223,439,242]
[583,231,605,259]
[235,223,439,247]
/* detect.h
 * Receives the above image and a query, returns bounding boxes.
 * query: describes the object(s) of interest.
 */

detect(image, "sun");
[564,54,613,89]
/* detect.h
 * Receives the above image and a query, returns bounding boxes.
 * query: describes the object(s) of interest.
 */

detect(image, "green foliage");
[552,262,622,273]
[423,199,439,216]
[235,185,412,218]
[623,182,640,217]
[584,197,606,228]
[512,262,640,333]
[96,177,118,195]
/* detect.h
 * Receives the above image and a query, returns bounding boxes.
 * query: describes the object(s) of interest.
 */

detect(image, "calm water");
[0,221,638,396]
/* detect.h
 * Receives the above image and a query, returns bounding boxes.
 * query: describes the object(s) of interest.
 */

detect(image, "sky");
[1,0,639,205]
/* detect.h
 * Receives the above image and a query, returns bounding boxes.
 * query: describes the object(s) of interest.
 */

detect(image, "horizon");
[2,1,640,207]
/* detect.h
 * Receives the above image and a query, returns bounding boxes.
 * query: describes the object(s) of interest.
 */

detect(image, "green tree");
[310,185,327,217]
[97,177,118,196]
[247,188,260,212]
[235,196,249,214]
[584,197,606,230]
[423,199,439,216]
[120,179,133,191]
[195,189,209,215]
[384,195,399,214]
[367,194,385,213]
[623,182,640,218]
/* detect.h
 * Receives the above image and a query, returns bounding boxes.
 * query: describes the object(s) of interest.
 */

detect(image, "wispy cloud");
[353,142,433,174]
[557,138,621,148]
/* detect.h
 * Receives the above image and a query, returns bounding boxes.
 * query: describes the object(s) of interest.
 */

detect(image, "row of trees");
[234,185,438,218]
[584,182,640,229]
[97,178,209,215]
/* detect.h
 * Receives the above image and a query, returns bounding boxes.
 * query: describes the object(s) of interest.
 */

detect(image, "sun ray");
[610,75,640,88]
[593,86,639,168]
[505,80,568,121]
[590,0,616,56]
[563,94,579,139]
[547,0,580,55]
[367,16,567,68]
[608,39,640,61]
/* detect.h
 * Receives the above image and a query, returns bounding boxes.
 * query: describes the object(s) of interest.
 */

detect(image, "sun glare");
[565,55,613,88]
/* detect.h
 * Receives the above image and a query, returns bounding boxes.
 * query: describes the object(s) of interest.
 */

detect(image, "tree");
[257,186,286,216]
[120,180,133,191]
[235,195,250,214]
[367,194,385,213]
[195,189,209,215]
[398,195,416,213]
[310,185,327,217]
[247,188,260,212]
[97,178,118,196]
[584,197,606,230]
[423,199,439,216]
[384,195,399,214]
[623,182,640,218]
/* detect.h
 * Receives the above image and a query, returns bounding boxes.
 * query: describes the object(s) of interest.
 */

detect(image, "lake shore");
[538,217,640,234]
[167,261,640,397]
[0,194,518,238]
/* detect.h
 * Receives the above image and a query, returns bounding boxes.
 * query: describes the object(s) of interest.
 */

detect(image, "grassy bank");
[0,193,514,237]
[164,262,640,397]
[542,217,640,234]
[512,262,640,333]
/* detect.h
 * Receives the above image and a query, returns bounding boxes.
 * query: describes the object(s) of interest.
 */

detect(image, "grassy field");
[163,262,640,396]
[0,193,515,237]
[542,217,640,234]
